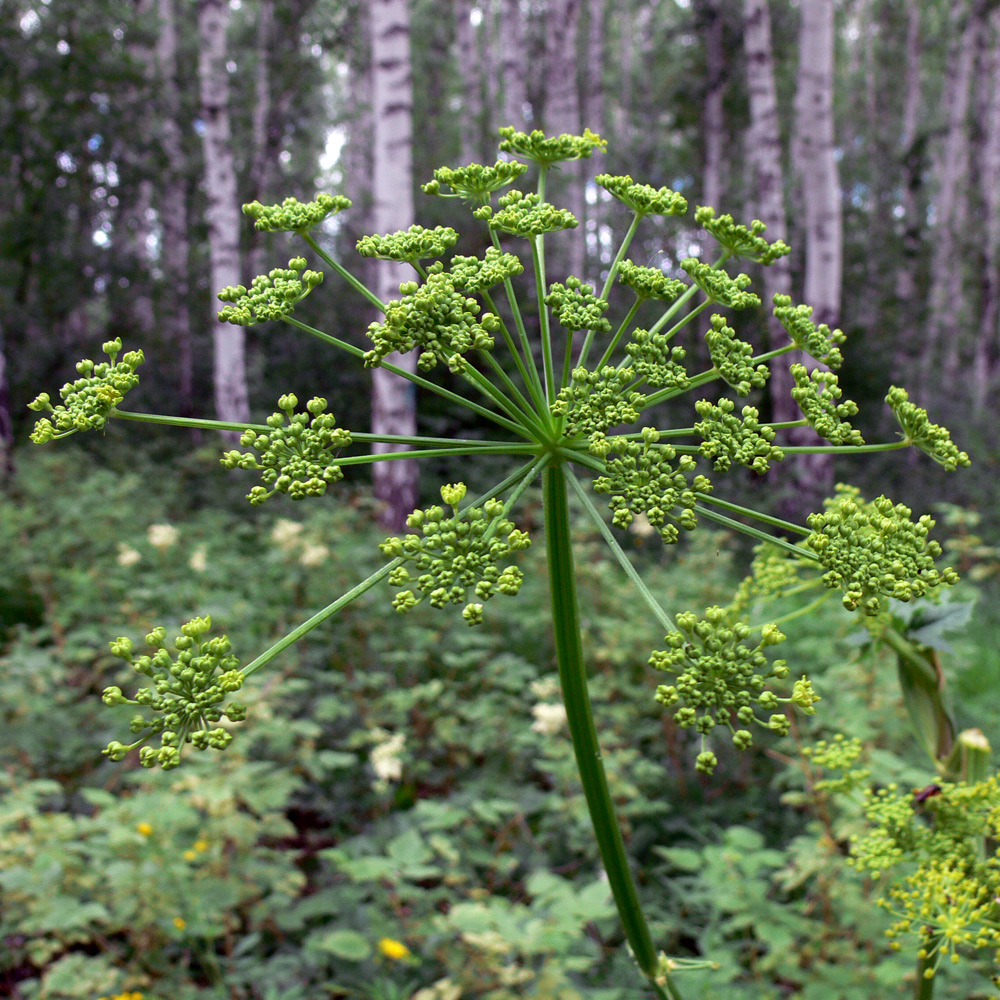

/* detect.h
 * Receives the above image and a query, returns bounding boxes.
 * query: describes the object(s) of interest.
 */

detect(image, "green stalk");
[781,441,911,455]
[531,235,556,402]
[594,298,643,372]
[336,443,537,467]
[915,949,938,1000]
[542,464,680,1000]
[301,233,385,311]
[697,494,812,536]
[113,411,267,434]
[693,504,816,560]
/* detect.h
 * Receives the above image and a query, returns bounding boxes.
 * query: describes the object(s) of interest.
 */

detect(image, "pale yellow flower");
[188,546,208,573]
[116,543,142,568]
[378,937,411,960]
[183,849,197,862]
[531,702,568,734]
[299,542,329,567]
[529,676,560,700]
[147,523,179,551]
[370,731,406,784]
[270,518,304,551]
[172,916,187,931]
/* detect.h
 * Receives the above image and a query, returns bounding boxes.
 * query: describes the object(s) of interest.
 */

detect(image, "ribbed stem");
[543,464,680,1000]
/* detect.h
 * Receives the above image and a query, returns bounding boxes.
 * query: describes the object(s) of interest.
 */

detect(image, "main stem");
[543,464,680,1000]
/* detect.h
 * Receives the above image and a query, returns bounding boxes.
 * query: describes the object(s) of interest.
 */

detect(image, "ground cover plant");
[22,127,997,999]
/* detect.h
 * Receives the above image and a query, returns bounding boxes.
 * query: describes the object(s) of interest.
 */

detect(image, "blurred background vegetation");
[2,0,1000,997]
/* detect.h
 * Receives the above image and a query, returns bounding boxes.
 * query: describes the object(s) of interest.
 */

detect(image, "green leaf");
[311,928,372,961]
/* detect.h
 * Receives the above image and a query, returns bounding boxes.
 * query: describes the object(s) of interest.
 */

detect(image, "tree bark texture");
[456,0,485,165]
[895,1,923,309]
[197,0,250,428]
[499,0,528,129]
[156,0,194,417]
[700,0,726,209]
[371,0,419,530]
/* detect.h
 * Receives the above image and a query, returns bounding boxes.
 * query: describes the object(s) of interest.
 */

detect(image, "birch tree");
[371,0,418,529]
[699,0,726,209]
[198,0,249,427]
[499,0,528,129]
[456,0,485,165]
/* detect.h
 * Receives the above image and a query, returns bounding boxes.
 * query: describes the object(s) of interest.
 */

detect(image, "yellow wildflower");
[136,822,153,836]
[193,839,210,852]
[378,937,410,960]
[173,916,187,931]
[183,849,197,862]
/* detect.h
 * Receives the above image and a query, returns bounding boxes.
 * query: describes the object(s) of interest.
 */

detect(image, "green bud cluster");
[885,386,971,471]
[728,543,806,616]
[848,776,1000,974]
[242,193,351,233]
[624,330,691,390]
[617,260,687,302]
[552,366,645,437]
[790,364,864,444]
[705,315,769,396]
[102,616,246,770]
[364,262,499,370]
[221,394,351,505]
[772,294,845,368]
[805,485,959,614]
[28,339,143,443]
[802,734,870,795]
[379,482,531,626]
[595,175,688,217]
[448,247,524,292]
[498,125,606,166]
[421,160,528,202]
[695,207,790,265]
[593,428,713,543]
[545,277,611,334]
[695,398,784,474]
[217,258,323,326]
[356,225,458,262]
[681,260,760,310]
[477,190,579,237]
[649,607,805,774]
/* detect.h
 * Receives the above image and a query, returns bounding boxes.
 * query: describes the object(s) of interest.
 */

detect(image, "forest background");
[2,1,1000,999]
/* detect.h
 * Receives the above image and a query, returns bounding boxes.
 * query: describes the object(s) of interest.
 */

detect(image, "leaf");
[311,928,372,961]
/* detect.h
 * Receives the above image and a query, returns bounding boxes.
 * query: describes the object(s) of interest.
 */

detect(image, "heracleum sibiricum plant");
[29,126,988,998]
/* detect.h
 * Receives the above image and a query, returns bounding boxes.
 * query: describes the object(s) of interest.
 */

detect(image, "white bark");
[701,0,726,209]
[456,0,484,164]
[371,0,418,529]
[794,0,842,330]
[499,0,528,128]
[156,0,194,415]
[198,0,249,427]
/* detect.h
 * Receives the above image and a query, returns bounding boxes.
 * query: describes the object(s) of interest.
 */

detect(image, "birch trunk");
[156,0,194,416]
[700,0,726,208]
[456,0,484,164]
[198,0,249,428]
[795,0,842,330]
[371,0,418,530]
[971,7,1000,412]
[499,0,527,128]
[745,0,831,513]
[926,0,976,394]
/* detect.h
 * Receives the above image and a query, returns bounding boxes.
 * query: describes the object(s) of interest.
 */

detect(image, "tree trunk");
[971,6,1000,412]
[895,1,923,312]
[456,0,485,164]
[925,0,976,395]
[371,0,419,530]
[198,0,250,429]
[156,0,194,417]
[0,316,12,481]
[499,0,527,129]
[700,0,726,209]
[795,0,842,330]
[248,0,277,281]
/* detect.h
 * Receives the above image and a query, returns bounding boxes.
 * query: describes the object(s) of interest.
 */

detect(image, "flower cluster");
[364,262,499,369]
[885,386,971,471]
[478,189,579,237]
[802,734,871,795]
[379,483,531,626]
[595,174,688,217]
[728,542,808,616]
[616,260,687,302]
[217,258,323,326]
[498,125,606,166]
[772,294,845,367]
[448,247,524,292]
[624,329,691,390]
[421,160,528,202]
[849,776,1000,976]
[552,366,645,437]
[649,607,809,773]
[242,193,351,232]
[221,394,351,505]
[790,364,864,444]
[681,260,760,310]
[805,486,959,614]
[695,398,785,474]
[28,338,143,442]
[704,314,769,396]
[102,616,246,769]
[694,206,790,265]
[593,428,713,543]
[545,276,611,334]
[356,224,458,262]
